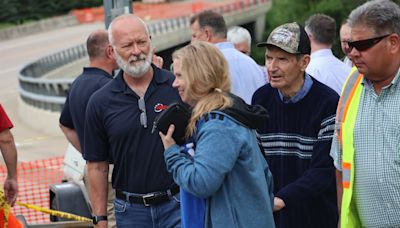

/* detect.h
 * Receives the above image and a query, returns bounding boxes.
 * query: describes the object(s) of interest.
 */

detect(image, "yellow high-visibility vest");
[335,67,363,228]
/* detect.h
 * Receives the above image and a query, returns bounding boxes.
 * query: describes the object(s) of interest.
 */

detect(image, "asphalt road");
[0,22,103,163]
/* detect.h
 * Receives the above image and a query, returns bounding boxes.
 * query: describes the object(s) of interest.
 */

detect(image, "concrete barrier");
[0,15,78,41]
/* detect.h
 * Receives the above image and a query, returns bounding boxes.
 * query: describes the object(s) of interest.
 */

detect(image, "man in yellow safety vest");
[330,0,400,227]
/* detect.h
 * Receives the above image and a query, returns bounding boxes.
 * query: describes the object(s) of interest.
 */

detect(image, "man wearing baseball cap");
[252,22,339,228]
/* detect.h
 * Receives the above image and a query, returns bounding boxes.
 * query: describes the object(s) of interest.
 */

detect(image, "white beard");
[114,50,152,78]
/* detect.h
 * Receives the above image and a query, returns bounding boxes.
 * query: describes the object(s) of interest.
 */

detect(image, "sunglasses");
[347,34,391,52]
[138,97,147,128]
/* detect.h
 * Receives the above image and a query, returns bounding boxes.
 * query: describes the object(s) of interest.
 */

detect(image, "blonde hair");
[172,41,232,137]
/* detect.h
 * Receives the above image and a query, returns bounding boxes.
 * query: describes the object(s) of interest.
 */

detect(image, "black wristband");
[92,215,108,225]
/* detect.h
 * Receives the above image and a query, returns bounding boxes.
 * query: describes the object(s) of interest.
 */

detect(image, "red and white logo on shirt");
[154,103,168,113]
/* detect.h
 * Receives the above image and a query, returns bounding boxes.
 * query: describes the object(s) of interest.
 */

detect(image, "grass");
[0,23,15,29]
[0,19,42,30]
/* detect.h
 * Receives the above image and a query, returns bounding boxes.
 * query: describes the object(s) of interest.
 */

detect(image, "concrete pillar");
[254,14,266,42]
[104,0,132,29]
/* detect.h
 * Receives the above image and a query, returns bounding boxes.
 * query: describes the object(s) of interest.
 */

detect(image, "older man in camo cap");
[252,22,339,228]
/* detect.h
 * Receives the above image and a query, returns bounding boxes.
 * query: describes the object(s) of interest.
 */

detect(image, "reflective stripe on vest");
[336,67,363,228]
[342,162,351,189]
[335,67,359,142]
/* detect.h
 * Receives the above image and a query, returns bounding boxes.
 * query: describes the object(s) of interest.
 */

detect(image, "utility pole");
[104,0,133,29]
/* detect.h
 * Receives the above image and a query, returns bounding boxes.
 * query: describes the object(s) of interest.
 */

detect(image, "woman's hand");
[159,124,176,150]
[273,197,286,212]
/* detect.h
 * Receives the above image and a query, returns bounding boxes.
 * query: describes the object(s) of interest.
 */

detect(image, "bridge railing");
[18,44,87,111]
[18,0,270,112]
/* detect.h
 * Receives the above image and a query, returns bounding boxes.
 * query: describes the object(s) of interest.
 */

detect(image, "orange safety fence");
[71,0,266,24]
[0,157,64,224]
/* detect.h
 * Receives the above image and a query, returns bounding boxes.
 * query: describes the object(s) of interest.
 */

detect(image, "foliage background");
[0,0,103,25]
[252,0,400,64]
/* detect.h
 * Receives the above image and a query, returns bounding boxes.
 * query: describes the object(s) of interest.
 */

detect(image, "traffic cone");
[0,190,23,228]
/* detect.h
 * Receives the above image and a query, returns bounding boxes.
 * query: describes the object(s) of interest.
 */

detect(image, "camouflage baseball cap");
[257,22,311,55]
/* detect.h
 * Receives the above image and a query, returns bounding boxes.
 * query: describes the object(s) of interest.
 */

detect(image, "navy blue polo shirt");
[59,67,113,155]
[84,65,181,193]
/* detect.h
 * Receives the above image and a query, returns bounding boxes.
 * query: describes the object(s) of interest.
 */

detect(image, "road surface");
[0,22,103,162]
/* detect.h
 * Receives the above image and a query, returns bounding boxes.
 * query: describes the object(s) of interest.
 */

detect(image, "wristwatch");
[92,215,108,225]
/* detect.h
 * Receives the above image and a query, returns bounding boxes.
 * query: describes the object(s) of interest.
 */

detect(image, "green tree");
[0,0,22,24]
[0,0,103,25]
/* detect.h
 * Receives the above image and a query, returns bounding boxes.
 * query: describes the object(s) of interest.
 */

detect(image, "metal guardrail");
[147,16,190,36]
[19,44,87,111]
[18,0,270,112]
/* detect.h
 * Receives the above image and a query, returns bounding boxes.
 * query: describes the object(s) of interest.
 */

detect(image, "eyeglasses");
[138,97,147,128]
[347,34,391,52]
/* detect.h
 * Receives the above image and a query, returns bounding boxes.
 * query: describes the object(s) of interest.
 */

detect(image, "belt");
[115,185,179,207]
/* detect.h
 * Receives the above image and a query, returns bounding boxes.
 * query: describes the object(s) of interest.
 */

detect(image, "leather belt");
[115,185,179,207]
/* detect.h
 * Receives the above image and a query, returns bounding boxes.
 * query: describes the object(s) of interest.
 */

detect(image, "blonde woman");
[160,41,275,228]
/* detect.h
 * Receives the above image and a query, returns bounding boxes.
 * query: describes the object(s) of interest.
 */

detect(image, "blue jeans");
[114,192,181,228]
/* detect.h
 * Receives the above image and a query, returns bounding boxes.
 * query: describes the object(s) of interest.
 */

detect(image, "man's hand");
[4,177,18,206]
[0,128,18,207]
[159,124,176,150]
[273,197,286,212]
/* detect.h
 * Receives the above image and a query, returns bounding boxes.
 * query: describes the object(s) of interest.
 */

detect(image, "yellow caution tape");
[15,202,92,223]
[0,189,92,224]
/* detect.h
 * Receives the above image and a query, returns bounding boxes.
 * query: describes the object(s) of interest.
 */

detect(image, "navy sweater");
[252,78,339,228]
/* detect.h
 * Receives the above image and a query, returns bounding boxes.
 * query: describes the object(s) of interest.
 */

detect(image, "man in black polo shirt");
[59,29,119,227]
[60,29,117,154]
[84,15,181,228]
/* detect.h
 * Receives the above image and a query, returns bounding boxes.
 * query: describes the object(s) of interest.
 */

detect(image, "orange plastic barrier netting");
[0,157,64,224]
[71,0,263,23]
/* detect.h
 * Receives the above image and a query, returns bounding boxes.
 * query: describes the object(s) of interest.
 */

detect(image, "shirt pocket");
[381,113,400,162]
[388,123,400,169]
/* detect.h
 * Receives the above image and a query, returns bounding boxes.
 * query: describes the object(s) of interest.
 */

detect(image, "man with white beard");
[84,14,181,228]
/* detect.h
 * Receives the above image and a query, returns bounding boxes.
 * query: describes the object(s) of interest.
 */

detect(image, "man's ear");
[106,44,114,59]
[388,33,399,54]
[204,28,212,42]
[307,32,313,41]
[299,55,310,72]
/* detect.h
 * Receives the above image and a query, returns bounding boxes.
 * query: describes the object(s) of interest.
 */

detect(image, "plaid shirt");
[330,68,400,227]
